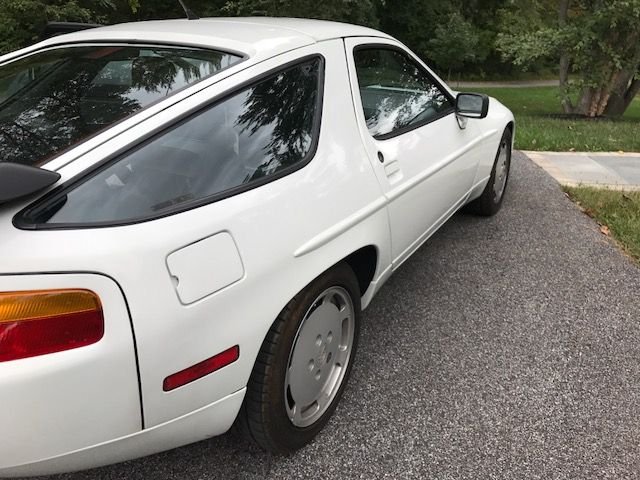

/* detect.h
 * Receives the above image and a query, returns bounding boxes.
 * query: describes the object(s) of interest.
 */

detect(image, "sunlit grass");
[471,87,640,152]
[564,186,640,262]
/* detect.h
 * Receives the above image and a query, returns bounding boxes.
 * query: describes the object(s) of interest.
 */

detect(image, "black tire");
[238,262,361,453]
[465,126,512,216]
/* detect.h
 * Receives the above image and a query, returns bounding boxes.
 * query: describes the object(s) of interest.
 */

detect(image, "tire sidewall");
[463,125,513,216]
[490,128,512,210]
[266,263,361,451]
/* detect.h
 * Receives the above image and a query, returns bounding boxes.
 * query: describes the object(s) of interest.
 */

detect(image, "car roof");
[3,17,392,64]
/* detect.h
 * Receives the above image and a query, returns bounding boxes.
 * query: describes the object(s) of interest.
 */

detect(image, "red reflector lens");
[0,290,103,362]
[163,345,240,392]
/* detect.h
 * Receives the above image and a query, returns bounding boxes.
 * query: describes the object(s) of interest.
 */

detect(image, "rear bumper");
[0,272,245,477]
[0,388,245,477]
[0,273,141,476]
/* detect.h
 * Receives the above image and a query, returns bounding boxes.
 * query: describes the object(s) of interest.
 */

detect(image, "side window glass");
[25,57,322,225]
[353,47,453,137]
[0,62,56,103]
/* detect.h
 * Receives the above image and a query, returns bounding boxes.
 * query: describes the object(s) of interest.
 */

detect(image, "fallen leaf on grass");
[569,147,576,152]
[600,225,611,236]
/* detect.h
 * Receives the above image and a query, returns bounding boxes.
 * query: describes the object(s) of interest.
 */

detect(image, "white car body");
[0,18,514,477]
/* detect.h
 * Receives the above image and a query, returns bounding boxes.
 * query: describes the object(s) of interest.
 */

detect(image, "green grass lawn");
[471,86,640,152]
[564,186,640,262]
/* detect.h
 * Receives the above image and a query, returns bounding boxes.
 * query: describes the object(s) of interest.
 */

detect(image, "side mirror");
[0,163,60,204]
[456,93,489,119]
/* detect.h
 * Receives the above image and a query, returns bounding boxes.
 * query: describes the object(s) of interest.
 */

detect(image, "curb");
[522,150,640,191]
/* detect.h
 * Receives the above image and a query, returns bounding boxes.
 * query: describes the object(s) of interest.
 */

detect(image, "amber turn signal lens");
[0,289,103,362]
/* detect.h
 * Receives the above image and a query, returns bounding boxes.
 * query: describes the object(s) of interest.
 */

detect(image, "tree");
[220,0,378,26]
[427,12,480,81]
[0,0,141,54]
[376,0,455,64]
[497,0,640,117]
[377,0,512,79]
[0,0,94,54]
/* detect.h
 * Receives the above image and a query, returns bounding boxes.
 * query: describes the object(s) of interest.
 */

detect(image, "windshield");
[0,44,241,167]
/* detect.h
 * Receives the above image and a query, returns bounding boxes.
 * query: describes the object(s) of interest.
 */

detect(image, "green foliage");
[377,1,455,67]
[0,0,379,55]
[473,86,640,151]
[127,0,227,21]
[0,0,512,78]
[570,0,640,86]
[496,0,640,116]
[0,0,119,54]
[497,28,562,69]
[565,186,640,263]
[377,0,511,78]
[220,0,378,26]
[1,0,639,118]
[502,0,640,87]
[427,12,479,77]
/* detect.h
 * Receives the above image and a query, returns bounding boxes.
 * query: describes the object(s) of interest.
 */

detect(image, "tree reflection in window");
[235,58,320,182]
[24,57,322,225]
[0,45,239,167]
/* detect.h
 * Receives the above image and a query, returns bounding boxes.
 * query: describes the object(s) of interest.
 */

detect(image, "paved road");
[31,152,640,480]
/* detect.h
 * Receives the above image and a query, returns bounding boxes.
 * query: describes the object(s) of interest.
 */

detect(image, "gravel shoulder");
[29,151,640,480]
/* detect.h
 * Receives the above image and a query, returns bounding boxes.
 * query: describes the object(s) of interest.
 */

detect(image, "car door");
[345,38,484,267]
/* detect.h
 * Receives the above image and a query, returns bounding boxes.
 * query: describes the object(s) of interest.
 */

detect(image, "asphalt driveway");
[28,151,640,480]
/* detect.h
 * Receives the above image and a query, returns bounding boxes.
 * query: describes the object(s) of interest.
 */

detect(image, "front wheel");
[239,263,360,453]
[466,126,512,216]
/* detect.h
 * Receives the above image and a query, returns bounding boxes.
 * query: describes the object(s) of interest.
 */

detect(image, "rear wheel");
[466,126,512,216]
[240,263,360,453]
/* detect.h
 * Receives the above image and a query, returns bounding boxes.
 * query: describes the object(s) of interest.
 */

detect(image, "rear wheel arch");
[342,245,378,297]
[506,120,514,138]
[238,261,361,452]
[235,245,379,447]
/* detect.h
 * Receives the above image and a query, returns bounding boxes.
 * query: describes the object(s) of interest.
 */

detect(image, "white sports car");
[0,17,514,476]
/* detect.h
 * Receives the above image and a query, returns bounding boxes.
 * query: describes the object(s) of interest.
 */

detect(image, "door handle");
[377,151,402,182]
[383,159,401,179]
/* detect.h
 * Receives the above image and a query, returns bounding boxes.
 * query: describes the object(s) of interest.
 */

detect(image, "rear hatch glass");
[0,44,241,167]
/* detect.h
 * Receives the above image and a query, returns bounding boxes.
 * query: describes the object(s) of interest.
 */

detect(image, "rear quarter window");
[18,56,324,228]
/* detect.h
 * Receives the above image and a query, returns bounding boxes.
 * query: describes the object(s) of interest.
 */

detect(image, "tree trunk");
[589,28,640,117]
[559,55,573,113]
[574,37,639,118]
[575,87,595,117]
[623,78,640,110]
[603,76,639,117]
[575,75,639,118]
[558,0,573,113]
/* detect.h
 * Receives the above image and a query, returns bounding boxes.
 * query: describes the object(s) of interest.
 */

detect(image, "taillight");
[0,289,103,362]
